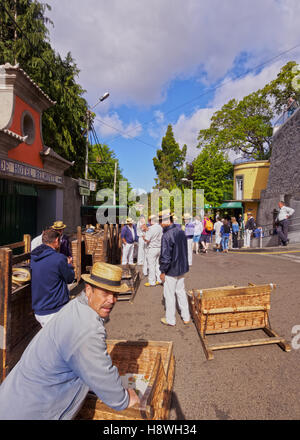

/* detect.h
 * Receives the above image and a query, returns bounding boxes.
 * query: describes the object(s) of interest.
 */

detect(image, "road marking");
[231,250,300,255]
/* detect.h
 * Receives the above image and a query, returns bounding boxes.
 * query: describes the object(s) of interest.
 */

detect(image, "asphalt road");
[105,246,300,420]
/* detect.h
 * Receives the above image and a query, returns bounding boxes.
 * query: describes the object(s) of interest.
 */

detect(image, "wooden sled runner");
[187,283,291,360]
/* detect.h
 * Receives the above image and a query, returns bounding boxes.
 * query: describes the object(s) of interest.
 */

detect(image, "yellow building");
[233,160,270,221]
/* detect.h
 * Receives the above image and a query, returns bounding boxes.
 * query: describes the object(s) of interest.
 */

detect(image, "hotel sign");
[0,158,63,185]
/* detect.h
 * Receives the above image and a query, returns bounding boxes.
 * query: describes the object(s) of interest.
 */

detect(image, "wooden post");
[23,234,31,253]
[104,224,109,263]
[76,226,82,280]
[0,248,12,382]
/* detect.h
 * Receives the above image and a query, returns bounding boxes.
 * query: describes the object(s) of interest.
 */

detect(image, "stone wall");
[63,176,82,236]
[257,107,300,245]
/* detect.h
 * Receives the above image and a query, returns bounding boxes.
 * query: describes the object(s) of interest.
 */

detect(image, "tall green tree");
[197,91,274,160]
[153,124,187,190]
[0,0,88,177]
[191,144,233,207]
[197,61,300,161]
[262,61,300,114]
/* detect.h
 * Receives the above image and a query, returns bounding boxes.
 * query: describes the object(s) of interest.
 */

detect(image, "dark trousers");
[232,232,239,248]
[276,219,289,244]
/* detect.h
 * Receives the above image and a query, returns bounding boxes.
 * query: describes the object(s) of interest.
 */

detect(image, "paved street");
[105,245,300,420]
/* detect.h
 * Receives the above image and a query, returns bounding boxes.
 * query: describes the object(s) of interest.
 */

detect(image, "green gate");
[0,179,37,246]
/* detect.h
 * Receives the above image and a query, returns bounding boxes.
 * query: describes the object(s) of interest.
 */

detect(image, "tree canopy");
[190,144,233,207]
[197,61,300,161]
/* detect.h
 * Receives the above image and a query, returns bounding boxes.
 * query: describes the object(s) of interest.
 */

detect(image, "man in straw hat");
[0,262,140,420]
[143,214,163,287]
[51,220,72,258]
[158,210,191,327]
[121,217,138,265]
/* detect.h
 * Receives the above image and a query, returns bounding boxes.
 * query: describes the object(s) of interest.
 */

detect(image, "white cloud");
[94,112,142,139]
[47,0,300,108]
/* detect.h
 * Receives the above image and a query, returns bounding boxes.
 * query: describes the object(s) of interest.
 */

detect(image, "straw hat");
[183,212,192,220]
[81,262,129,293]
[52,220,66,230]
[125,217,134,224]
[159,209,174,220]
[12,268,31,284]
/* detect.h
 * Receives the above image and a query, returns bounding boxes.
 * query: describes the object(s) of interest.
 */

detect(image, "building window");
[21,111,35,145]
[236,175,243,200]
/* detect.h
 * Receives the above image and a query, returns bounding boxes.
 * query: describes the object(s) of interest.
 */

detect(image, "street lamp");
[181,178,193,216]
[83,92,110,204]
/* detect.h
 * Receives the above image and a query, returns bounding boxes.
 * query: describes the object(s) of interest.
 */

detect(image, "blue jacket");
[30,244,74,316]
[159,223,189,277]
[0,292,129,420]
[121,224,138,243]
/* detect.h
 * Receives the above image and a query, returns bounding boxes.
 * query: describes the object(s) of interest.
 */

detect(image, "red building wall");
[7,95,44,169]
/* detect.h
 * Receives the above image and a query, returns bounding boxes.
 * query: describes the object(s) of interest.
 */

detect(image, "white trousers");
[137,237,146,265]
[163,275,190,326]
[147,247,161,285]
[244,229,252,248]
[122,242,134,265]
[35,313,56,327]
[187,238,193,266]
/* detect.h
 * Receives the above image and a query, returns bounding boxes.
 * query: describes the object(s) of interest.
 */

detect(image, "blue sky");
[47,0,300,192]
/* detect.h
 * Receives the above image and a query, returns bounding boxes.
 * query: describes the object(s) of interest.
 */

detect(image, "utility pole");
[113,161,117,206]
[82,110,92,205]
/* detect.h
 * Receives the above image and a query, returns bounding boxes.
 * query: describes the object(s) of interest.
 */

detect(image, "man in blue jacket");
[121,217,138,265]
[31,228,75,327]
[159,211,191,326]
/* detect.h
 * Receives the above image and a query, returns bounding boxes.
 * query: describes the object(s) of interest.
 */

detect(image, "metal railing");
[273,101,299,135]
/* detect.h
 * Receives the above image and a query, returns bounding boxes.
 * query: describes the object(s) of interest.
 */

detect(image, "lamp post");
[83,92,110,205]
[181,178,193,216]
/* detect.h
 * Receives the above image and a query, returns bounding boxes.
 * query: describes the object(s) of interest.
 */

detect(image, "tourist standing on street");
[220,219,231,253]
[276,201,295,246]
[51,220,72,258]
[0,262,139,420]
[200,214,212,253]
[144,215,163,287]
[244,212,256,248]
[213,216,223,252]
[183,213,194,266]
[192,216,203,254]
[159,212,191,327]
[30,228,75,327]
[231,217,239,248]
[121,218,138,265]
[137,215,146,266]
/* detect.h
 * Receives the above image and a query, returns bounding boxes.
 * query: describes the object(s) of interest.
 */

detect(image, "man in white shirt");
[276,201,295,246]
[213,217,223,252]
[144,215,163,287]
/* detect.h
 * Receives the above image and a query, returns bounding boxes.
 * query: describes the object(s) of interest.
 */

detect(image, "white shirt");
[193,219,203,236]
[145,223,163,249]
[137,220,146,237]
[278,206,295,222]
[31,233,43,251]
[128,226,135,241]
[214,221,223,236]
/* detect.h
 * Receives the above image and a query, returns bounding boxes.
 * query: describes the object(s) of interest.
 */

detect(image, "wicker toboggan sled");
[188,283,291,360]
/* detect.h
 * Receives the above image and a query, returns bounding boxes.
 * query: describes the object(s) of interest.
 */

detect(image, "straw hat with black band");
[81,262,129,293]
[51,220,67,230]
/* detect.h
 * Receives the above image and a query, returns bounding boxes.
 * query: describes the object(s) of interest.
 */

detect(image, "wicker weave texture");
[190,285,272,334]
[77,340,175,420]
